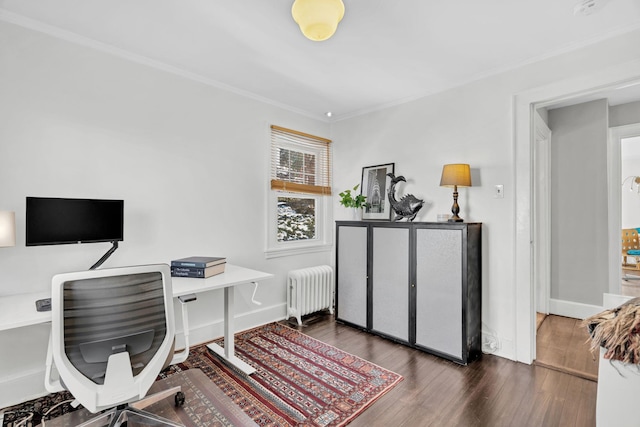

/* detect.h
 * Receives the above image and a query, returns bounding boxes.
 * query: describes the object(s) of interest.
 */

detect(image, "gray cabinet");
[336,221,481,365]
[336,223,368,328]
[372,226,410,341]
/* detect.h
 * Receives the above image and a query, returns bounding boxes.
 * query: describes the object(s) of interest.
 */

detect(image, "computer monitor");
[26,197,125,270]
[26,197,124,246]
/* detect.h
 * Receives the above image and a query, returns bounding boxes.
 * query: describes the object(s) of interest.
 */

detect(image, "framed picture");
[361,163,394,220]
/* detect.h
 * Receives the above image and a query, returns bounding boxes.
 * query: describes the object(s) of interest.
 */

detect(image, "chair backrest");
[50,264,175,413]
[622,229,640,254]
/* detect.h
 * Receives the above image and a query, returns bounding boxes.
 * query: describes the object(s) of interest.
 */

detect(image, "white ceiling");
[1,0,640,120]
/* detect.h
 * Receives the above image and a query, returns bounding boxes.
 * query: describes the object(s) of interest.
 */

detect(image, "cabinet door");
[337,225,368,328]
[372,226,409,341]
[415,228,462,358]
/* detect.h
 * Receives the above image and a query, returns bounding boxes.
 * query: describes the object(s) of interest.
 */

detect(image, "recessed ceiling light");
[573,0,603,15]
[325,112,332,117]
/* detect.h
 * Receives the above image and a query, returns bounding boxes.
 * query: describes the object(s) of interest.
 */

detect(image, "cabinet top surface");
[336,221,481,226]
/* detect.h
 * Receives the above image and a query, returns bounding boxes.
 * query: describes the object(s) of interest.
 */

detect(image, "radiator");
[287,265,334,325]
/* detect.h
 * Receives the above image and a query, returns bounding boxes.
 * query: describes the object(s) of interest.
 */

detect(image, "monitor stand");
[90,241,119,270]
[35,241,120,312]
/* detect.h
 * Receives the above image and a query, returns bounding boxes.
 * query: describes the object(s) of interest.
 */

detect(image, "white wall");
[332,28,640,361]
[0,21,331,407]
[610,100,640,128]
[548,100,609,306]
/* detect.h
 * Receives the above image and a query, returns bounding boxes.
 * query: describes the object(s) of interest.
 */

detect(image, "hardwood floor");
[535,315,598,381]
[286,315,597,427]
[536,312,546,330]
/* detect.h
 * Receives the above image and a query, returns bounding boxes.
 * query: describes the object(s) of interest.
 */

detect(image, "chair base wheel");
[175,391,185,407]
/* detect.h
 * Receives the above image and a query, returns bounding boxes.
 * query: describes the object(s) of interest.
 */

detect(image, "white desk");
[0,264,273,375]
[0,290,52,331]
[171,264,273,374]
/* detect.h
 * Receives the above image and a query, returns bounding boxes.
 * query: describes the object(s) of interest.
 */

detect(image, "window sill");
[265,242,332,259]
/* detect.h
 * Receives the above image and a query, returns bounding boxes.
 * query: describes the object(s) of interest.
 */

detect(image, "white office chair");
[44,264,185,427]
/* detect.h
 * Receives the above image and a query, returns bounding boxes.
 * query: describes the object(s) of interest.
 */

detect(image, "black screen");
[26,197,124,246]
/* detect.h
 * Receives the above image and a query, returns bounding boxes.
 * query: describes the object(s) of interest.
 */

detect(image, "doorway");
[533,99,611,372]
[514,59,640,364]
[533,96,640,361]
[532,121,640,380]
[612,128,640,294]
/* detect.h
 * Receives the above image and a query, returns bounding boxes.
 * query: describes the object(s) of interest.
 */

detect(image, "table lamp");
[440,164,472,222]
[0,211,16,247]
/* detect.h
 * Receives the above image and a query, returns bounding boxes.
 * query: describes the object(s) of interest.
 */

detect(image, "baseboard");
[549,298,603,319]
[482,334,516,361]
[175,302,286,352]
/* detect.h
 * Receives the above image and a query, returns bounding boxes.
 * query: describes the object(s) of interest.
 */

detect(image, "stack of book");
[170,256,226,278]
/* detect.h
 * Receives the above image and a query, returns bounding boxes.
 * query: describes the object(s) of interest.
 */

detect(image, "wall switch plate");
[494,185,504,198]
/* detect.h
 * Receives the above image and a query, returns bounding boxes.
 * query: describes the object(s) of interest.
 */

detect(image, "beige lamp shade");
[0,211,16,247]
[292,0,345,41]
[440,164,472,188]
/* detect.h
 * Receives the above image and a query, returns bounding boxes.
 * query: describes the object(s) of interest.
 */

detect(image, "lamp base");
[448,187,465,223]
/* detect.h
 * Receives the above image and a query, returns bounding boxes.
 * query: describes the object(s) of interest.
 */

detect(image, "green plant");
[339,184,369,209]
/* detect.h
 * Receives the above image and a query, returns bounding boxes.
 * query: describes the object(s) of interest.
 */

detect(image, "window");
[266,125,332,257]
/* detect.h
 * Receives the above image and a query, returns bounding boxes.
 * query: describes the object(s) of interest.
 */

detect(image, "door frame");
[513,59,640,364]
[533,112,551,317]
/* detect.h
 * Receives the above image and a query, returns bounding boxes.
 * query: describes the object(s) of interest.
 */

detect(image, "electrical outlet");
[494,185,504,199]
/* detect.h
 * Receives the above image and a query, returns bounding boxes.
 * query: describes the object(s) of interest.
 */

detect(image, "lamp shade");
[292,0,345,41]
[440,164,472,188]
[0,211,16,247]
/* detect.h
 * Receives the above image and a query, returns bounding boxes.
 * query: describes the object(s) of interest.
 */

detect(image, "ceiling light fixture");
[292,0,345,42]
[573,0,608,16]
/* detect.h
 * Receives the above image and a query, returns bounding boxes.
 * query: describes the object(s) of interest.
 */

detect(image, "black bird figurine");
[387,173,424,221]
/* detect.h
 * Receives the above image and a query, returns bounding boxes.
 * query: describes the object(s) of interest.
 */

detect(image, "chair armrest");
[44,332,64,393]
[172,294,197,364]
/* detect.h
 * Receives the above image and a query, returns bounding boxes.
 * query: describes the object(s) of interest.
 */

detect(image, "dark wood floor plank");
[286,315,597,426]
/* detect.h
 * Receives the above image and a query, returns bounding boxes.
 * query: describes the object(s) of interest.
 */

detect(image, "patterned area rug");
[212,322,402,426]
[2,322,402,427]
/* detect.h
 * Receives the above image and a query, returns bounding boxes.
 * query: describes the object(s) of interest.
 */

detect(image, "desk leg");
[206,286,256,375]
[224,286,233,359]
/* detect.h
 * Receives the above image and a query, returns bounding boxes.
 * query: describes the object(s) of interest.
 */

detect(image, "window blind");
[270,125,332,196]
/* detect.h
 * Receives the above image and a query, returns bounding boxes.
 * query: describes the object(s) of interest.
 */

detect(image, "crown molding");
[0,9,330,123]
[334,22,640,122]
